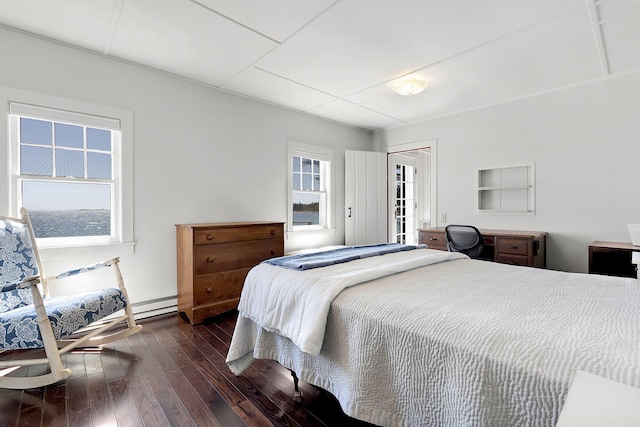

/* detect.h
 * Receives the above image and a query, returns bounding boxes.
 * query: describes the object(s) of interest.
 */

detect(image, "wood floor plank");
[126,375,169,427]
[66,376,90,414]
[43,383,67,427]
[173,319,299,426]
[87,374,118,426]
[167,323,246,407]
[16,403,43,427]
[66,406,92,427]
[152,327,246,427]
[6,312,375,427]
[116,411,144,427]
[233,399,278,427]
[179,360,248,427]
[242,364,326,427]
[0,388,23,426]
[163,366,224,427]
[154,388,196,427]
[108,377,137,420]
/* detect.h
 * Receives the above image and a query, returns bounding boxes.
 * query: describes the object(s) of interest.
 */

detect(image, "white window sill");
[287,228,336,238]
[38,241,135,262]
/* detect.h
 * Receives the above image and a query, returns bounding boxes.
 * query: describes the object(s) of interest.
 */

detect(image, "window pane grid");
[16,113,116,241]
[292,156,323,192]
[291,153,328,228]
[19,117,113,181]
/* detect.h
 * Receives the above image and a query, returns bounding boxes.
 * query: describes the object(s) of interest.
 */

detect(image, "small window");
[9,102,123,246]
[288,142,333,232]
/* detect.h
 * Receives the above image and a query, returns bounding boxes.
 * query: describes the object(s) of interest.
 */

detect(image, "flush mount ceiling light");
[392,78,428,96]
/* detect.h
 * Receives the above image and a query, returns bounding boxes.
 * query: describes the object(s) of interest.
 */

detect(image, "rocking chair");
[0,208,142,389]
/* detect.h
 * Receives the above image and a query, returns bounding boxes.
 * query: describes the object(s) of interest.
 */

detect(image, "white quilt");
[231,248,467,357]
[226,253,640,427]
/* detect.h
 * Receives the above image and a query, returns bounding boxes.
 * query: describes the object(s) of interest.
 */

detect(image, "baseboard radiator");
[130,296,177,320]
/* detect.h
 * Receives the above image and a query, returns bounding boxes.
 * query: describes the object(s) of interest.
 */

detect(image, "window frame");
[287,141,334,234]
[2,87,134,253]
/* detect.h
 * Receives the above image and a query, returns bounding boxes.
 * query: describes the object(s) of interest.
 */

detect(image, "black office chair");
[445,225,484,259]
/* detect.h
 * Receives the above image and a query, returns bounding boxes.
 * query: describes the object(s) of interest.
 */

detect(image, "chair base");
[0,367,72,390]
[0,321,142,390]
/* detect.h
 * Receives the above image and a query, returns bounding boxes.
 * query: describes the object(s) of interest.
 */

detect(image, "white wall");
[0,27,372,309]
[375,70,640,273]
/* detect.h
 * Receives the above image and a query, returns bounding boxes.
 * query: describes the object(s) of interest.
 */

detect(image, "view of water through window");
[28,210,110,238]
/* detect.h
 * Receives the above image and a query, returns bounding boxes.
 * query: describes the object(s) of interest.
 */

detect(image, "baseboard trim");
[130,296,177,320]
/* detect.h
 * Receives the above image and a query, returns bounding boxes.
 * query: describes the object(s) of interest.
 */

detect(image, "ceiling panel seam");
[102,0,126,56]
[587,0,611,75]
[216,0,342,90]
[189,0,281,44]
[339,6,590,100]
[253,66,341,99]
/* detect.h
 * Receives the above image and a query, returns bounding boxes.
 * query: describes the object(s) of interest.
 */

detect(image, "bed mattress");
[227,254,640,426]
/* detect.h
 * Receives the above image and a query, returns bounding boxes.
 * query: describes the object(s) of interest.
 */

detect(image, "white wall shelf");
[477,164,535,214]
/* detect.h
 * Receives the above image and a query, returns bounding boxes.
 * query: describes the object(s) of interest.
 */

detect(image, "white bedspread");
[226,253,640,427]
[232,248,466,357]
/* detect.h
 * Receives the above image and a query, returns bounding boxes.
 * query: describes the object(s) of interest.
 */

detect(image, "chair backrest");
[0,211,44,313]
[445,225,484,259]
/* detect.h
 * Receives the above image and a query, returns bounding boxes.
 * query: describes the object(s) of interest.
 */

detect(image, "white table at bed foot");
[556,371,640,426]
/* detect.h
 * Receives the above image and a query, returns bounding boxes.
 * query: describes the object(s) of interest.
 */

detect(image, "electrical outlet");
[440,213,447,223]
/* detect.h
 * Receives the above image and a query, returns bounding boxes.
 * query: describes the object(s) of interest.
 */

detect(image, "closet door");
[345,150,387,245]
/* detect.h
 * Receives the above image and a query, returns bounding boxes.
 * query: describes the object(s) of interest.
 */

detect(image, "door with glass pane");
[388,153,417,244]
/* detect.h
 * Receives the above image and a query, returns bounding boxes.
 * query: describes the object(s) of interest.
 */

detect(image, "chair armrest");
[0,275,41,292]
[49,257,120,281]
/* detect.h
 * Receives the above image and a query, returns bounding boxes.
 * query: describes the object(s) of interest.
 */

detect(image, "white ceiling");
[1,0,639,131]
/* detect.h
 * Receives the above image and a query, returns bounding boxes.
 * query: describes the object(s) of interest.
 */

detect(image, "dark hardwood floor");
[0,311,376,427]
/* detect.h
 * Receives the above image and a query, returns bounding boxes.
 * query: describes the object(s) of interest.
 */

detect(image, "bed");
[226,245,640,427]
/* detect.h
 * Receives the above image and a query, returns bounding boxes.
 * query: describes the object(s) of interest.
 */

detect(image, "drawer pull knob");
[271,230,276,236]
[205,256,214,263]
[206,287,212,293]
[429,237,438,241]
[206,234,214,240]
[508,245,518,249]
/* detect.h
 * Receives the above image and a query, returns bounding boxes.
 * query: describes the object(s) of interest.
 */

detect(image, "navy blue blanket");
[264,243,426,271]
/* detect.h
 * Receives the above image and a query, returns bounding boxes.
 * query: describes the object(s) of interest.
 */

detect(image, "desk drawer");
[497,237,529,256]
[497,254,529,266]
[419,230,446,250]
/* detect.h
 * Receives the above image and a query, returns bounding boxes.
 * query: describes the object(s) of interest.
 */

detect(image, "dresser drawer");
[195,224,283,245]
[193,268,251,306]
[194,239,283,275]
[497,237,529,256]
[419,230,446,250]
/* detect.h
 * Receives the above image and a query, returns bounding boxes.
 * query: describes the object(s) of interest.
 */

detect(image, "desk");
[418,228,547,268]
[588,241,640,279]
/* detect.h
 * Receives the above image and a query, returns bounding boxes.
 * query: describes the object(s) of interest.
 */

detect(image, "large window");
[9,102,126,247]
[288,142,333,232]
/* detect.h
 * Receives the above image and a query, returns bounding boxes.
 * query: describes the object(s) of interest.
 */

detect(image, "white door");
[345,150,387,245]
[388,153,418,244]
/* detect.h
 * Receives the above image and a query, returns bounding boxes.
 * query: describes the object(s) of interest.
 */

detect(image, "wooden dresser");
[176,221,284,324]
[418,228,547,268]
